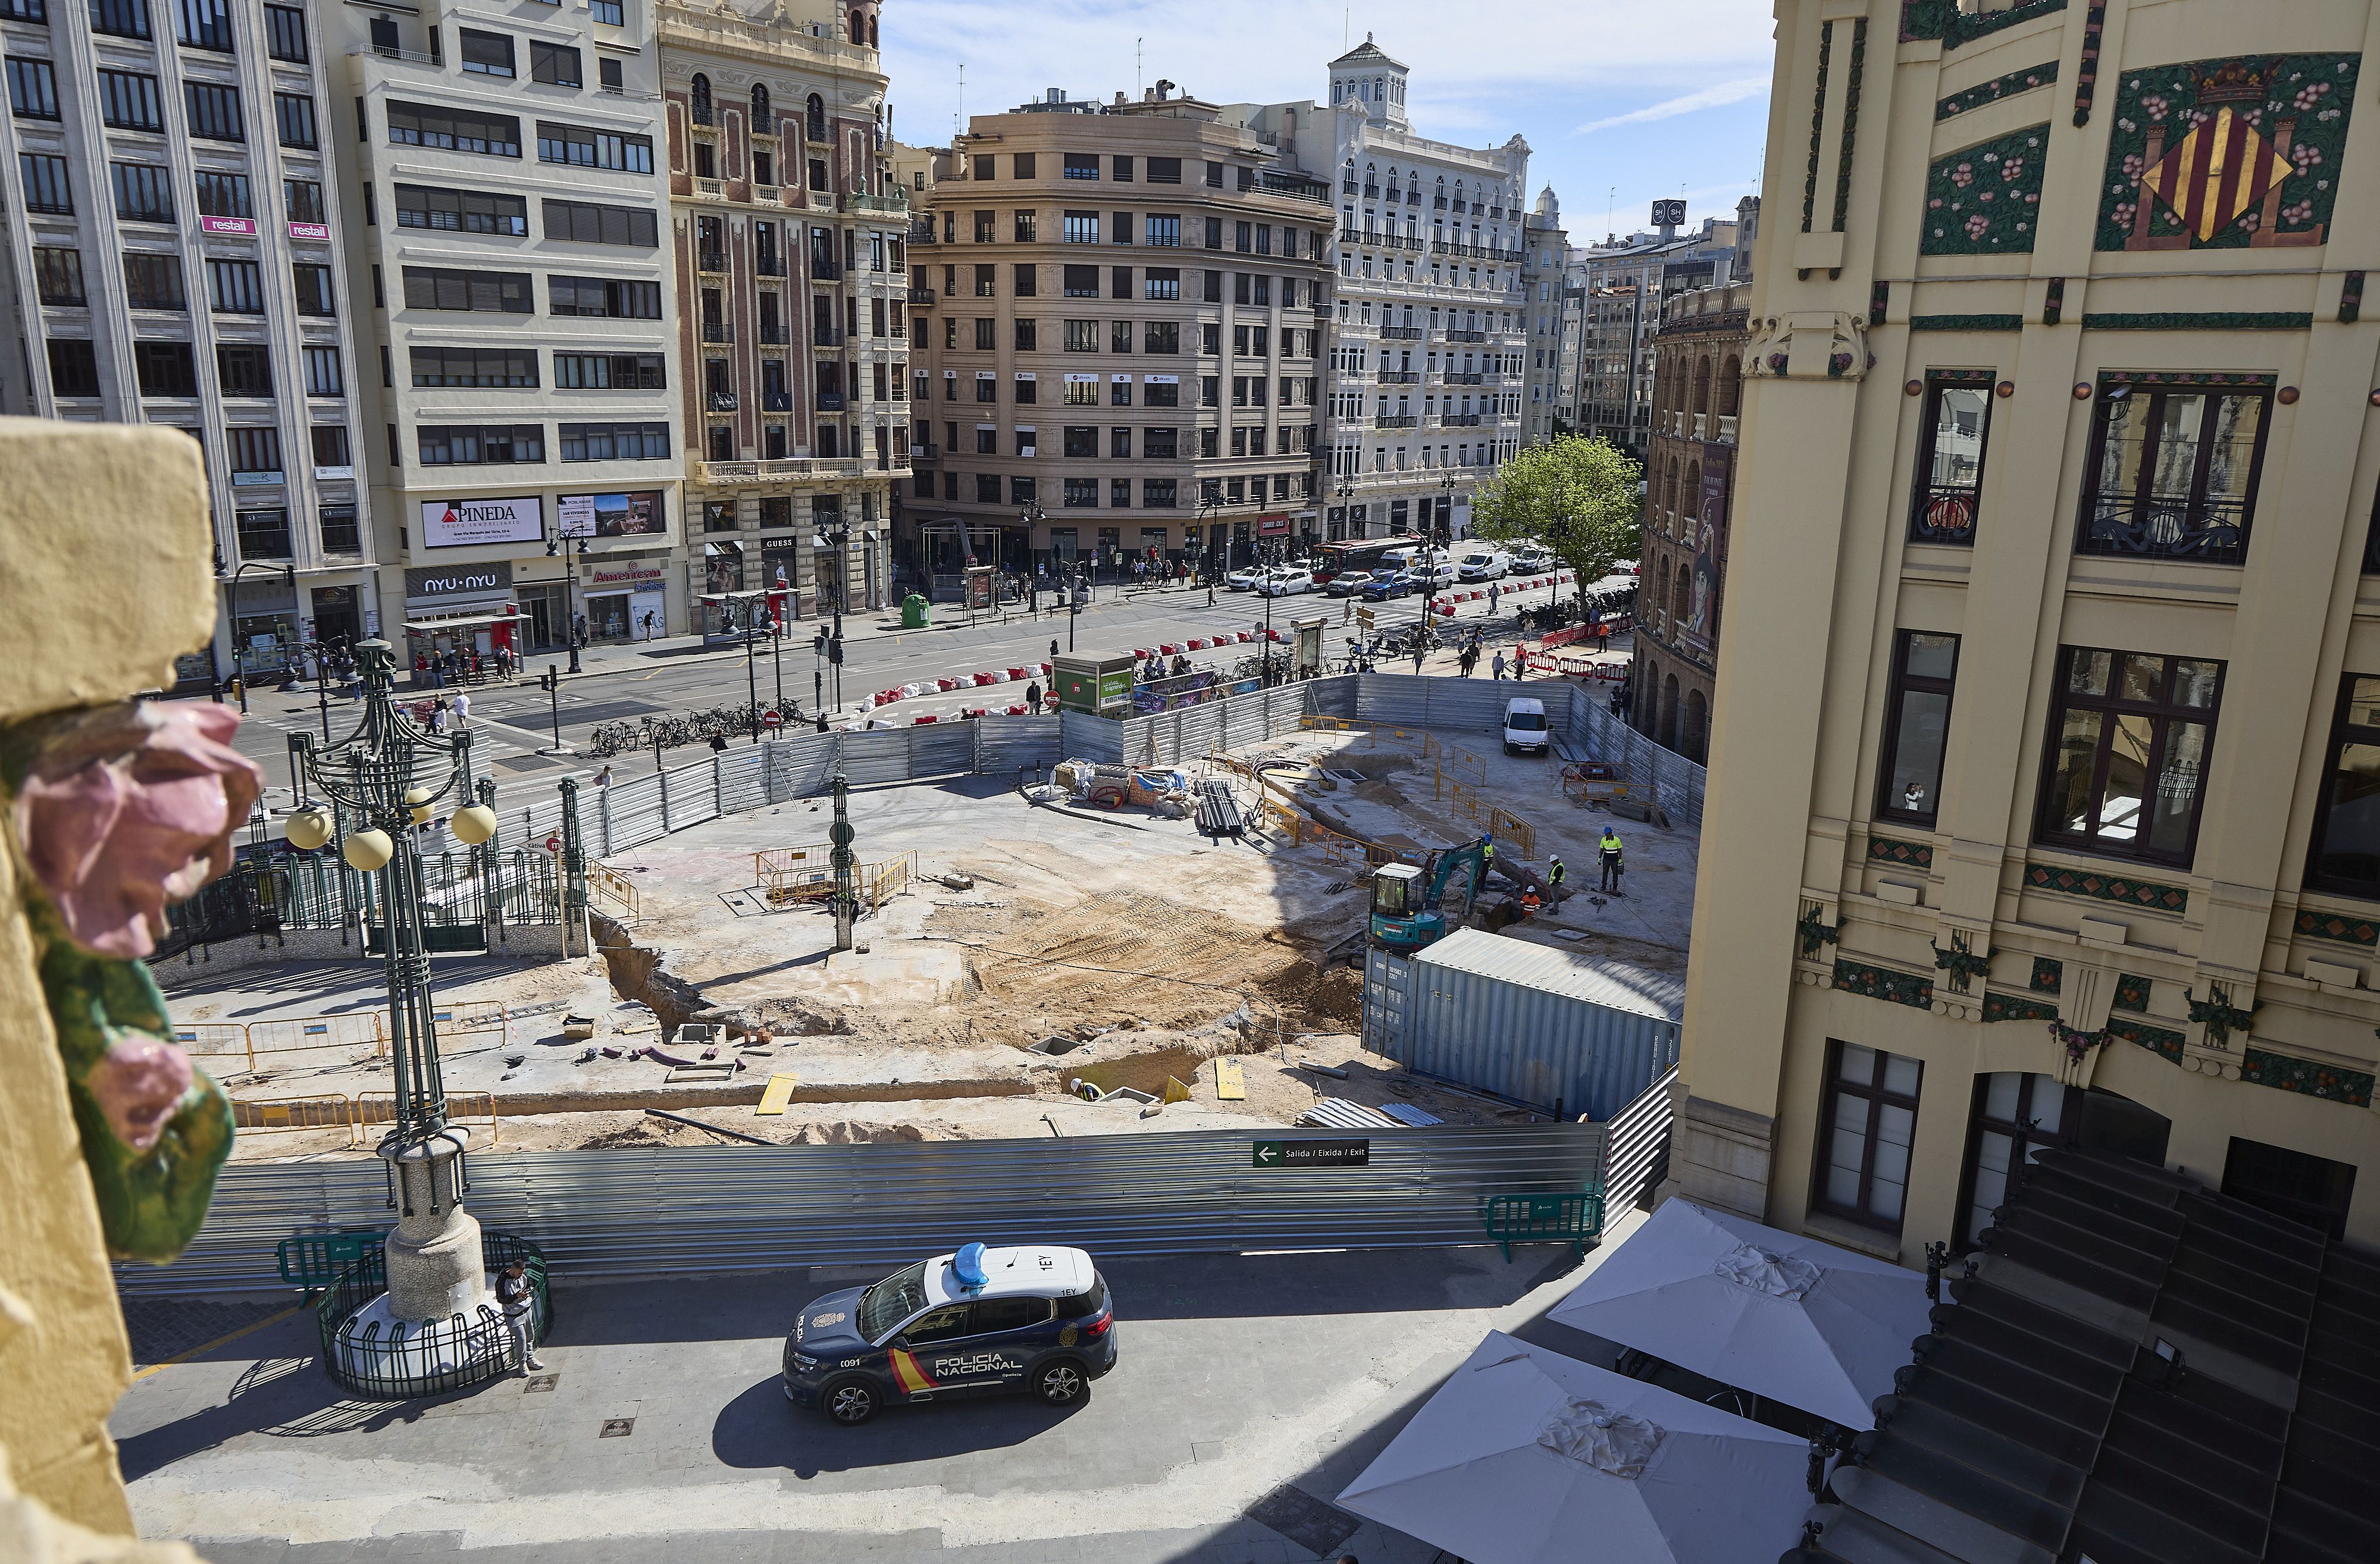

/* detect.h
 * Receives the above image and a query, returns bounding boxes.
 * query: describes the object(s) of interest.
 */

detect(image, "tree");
[1467,435,1642,611]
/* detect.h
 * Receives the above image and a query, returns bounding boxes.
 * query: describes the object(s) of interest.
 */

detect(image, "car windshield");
[857,1260,928,1340]
[1508,711,1547,731]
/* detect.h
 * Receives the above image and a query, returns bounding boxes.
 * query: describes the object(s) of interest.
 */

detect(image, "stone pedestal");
[377,1128,488,1322]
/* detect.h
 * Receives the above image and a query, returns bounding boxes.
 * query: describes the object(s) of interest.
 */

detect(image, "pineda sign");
[420,495,544,549]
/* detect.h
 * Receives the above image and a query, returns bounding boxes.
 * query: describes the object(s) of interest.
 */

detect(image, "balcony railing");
[910,442,938,460]
[753,183,779,202]
[707,390,738,412]
[756,324,788,345]
[1380,371,1420,384]
[817,391,845,410]
[908,286,936,305]
[691,102,713,126]
[699,250,728,274]
[1445,329,1486,343]
[694,177,723,199]
[1443,372,1482,385]
[762,389,791,411]
[1440,413,1482,427]
[812,324,844,346]
[1380,325,1424,340]
[810,258,844,280]
[843,190,909,215]
[756,256,785,277]
[696,456,867,484]
[1717,413,1739,443]
[1374,415,1418,429]
[702,321,734,343]
[1911,486,1980,547]
[2078,493,2248,564]
[1692,412,1708,440]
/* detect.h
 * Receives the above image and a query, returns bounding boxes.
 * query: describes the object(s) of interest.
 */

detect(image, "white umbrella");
[1547,1199,1934,1430]
[1338,1332,1811,1564]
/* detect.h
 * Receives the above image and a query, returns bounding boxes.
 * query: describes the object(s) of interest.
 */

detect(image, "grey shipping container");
[1364,929,1683,1121]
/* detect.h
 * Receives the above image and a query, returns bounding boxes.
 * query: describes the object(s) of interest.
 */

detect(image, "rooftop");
[1414,927,1684,1022]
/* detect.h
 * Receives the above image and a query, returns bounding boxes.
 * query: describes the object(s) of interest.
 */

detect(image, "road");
[114,1235,1636,1562]
[220,573,1593,833]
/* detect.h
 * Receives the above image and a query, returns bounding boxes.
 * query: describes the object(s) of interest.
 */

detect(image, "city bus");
[1313,535,1427,588]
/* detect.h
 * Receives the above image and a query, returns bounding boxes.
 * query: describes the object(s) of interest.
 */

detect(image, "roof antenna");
[1136,36,1142,99]
[954,61,963,140]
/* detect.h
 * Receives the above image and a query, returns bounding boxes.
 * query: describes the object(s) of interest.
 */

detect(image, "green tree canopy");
[1467,435,1642,606]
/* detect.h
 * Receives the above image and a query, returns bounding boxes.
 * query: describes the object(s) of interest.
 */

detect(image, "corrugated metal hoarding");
[1365,929,1683,1122]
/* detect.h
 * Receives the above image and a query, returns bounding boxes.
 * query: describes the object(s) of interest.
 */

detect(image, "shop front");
[402,561,517,684]
[226,570,299,682]
[584,556,668,642]
[309,584,364,650]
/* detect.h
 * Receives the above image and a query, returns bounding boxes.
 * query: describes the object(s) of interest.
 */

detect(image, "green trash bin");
[901,592,929,629]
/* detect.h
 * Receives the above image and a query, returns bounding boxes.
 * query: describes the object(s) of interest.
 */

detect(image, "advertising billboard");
[558,490,667,539]
[419,495,544,549]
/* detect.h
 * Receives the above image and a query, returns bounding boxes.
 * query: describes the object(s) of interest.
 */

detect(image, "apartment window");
[1014,319,1037,351]
[558,422,668,460]
[193,169,249,218]
[215,344,271,398]
[319,504,361,554]
[274,180,322,228]
[459,28,515,77]
[552,352,665,388]
[590,0,622,24]
[183,82,243,142]
[1063,211,1098,245]
[1144,380,1179,408]
[96,68,162,130]
[1112,212,1134,246]
[542,199,656,246]
[1010,151,1035,179]
[1147,215,1180,248]
[1110,321,1132,355]
[302,345,343,397]
[2038,647,2224,867]
[411,346,540,388]
[547,276,661,319]
[46,340,100,397]
[399,184,528,235]
[1200,376,1219,408]
[390,102,521,157]
[1144,322,1179,355]
[970,316,996,352]
[970,474,999,503]
[1233,221,1251,253]
[1063,477,1098,506]
[90,0,150,38]
[1061,426,1099,459]
[234,509,292,559]
[134,341,196,397]
[1877,632,1958,826]
[531,40,581,87]
[1063,152,1098,180]
[1012,262,1037,297]
[1062,265,1098,299]
[268,93,318,151]
[263,2,306,61]
[1147,156,1180,185]
[1111,478,1132,507]
[1911,374,1991,545]
[292,264,335,316]
[1144,428,1178,459]
[206,258,264,313]
[1202,269,1222,303]
[8,57,58,119]
[1108,266,1133,300]
[175,0,231,51]
[229,425,282,478]
[22,152,73,213]
[403,266,532,313]
[1956,1073,2070,1253]
[2080,380,2271,565]
[116,253,191,314]
[970,208,994,243]
[2304,676,2380,899]
[537,120,650,171]
[308,425,349,468]
[973,263,996,297]
[1063,320,1099,352]
[1109,427,1131,459]
[1815,1041,1922,1234]
[418,424,545,465]
[35,247,86,306]
[1063,377,1098,406]
[1202,324,1220,353]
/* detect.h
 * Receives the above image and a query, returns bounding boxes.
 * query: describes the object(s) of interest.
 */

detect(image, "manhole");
[495,754,561,773]
[524,1374,559,1393]
[1028,1035,1082,1056]
[600,1417,634,1437]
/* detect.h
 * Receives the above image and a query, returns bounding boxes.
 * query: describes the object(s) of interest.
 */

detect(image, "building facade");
[1677,0,2380,1253]
[1631,274,1750,763]
[1569,205,1750,462]
[1235,37,1529,544]
[0,0,371,681]
[659,0,902,633]
[327,0,681,658]
[1520,186,1570,446]
[899,87,1335,588]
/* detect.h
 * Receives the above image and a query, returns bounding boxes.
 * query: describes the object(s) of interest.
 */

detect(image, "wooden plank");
[1213,1058,1246,1100]
[755,1072,800,1115]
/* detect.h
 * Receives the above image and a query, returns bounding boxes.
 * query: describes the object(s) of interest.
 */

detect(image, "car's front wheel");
[1034,1359,1088,1406]
[823,1377,879,1425]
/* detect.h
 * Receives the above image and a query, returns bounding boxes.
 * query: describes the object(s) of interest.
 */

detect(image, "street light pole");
[743,620,760,742]
[547,533,583,674]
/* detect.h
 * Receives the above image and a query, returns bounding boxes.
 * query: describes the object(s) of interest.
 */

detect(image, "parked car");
[1256,568,1316,597]
[783,1243,1117,1425]
[1510,546,1555,573]
[1455,547,1511,581]
[1224,565,1266,591]
[1324,571,1377,597]
[1502,696,1551,756]
[1399,559,1459,591]
[1357,569,1414,601]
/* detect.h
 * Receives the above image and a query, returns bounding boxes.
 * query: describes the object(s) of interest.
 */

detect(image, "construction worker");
[1548,854,1566,895]
[1598,829,1624,894]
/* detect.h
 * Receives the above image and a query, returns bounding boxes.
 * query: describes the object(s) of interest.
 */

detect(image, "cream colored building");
[1676,0,2380,1255]
[1520,187,1570,446]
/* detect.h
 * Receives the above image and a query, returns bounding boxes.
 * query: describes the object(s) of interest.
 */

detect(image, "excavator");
[1369,836,1492,953]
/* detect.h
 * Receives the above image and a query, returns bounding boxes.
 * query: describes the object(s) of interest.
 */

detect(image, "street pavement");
[219,573,1604,835]
[115,1230,1637,1562]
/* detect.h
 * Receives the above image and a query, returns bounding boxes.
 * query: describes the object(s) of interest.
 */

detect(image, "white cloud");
[1574,77,1770,136]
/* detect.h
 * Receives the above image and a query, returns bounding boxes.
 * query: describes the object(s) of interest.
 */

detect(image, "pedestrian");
[1458,642,1479,679]
[1548,854,1566,897]
[1489,582,1500,615]
[497,1259,543,1373]
[1050,638,1060,663]
[1598,828,1624,894]
[1492,650,1507,681]
[709,731,728,754]
[596,764,613,791]
[451,689,470,726]
[430,698,450,736]
[1026,679,1042,709]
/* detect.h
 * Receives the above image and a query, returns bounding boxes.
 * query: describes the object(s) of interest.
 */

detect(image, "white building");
[1225,35,1528,544]
[325,0,682,660]
[1520,185,1568,447]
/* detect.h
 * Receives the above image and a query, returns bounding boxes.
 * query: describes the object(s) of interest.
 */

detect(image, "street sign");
[1356,607,1376,629]
[763,710,783,729]
[1251,1138,1370,1168]
[543,835,562,855]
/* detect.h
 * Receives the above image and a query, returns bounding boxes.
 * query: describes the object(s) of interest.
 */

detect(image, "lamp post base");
[378,1128,489,1323]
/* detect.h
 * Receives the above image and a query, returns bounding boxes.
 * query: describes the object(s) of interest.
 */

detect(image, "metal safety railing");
[315,1232,549,1399]
[588,863,640,918]
[231,1090,500,1145]
[174,1001,506,1075]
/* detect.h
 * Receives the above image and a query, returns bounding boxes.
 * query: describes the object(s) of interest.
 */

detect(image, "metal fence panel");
[1600,1067,1676,1215]
[1562,692,1706,828]
[907,724,976,779]
[717,747,771,815]
[604,775,667,852]
[1307,673,1359,720]
[1354,672,1435,728]
[975,715,1063,777]
[1061,709,1123,764]
[114,1123,1608,1295]
[768,734,840,801]
[838,728,914,786]
[662,760,719,833]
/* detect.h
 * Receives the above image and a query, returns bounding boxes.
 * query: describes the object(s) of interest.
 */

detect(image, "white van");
[1377,546,1420,569]
[1455,547,1511,581]
[1502,696,1550,756]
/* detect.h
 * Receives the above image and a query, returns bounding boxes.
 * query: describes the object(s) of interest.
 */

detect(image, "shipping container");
[1364,929,1683,1121]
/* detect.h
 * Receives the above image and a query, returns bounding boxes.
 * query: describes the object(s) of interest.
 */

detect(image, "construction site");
[157,676,1703,1162]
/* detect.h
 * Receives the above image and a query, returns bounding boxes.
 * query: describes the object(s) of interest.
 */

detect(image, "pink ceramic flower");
[12,702,264,958]
[87,1035,195,1151]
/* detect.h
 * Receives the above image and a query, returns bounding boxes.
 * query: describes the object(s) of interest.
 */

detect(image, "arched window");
[866,12,877,45]
[1691,356,1712,416]
[1683,460,1702,522]
[806,92,826,142]
[750,83,771,134]
[1717,356,1741,418]
[690,73,712,127]
[1673,564,1691,620]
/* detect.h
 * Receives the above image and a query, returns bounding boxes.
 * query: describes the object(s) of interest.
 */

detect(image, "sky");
[879,0,1778,246]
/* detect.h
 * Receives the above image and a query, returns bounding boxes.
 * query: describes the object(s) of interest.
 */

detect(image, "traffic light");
[827,633,844,666]
[812,629,828,657]
[539,667,557,693]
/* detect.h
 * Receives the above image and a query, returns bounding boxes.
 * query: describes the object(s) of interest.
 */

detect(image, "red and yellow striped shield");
[888,1348,938,1396]
[2138,108,2294,242]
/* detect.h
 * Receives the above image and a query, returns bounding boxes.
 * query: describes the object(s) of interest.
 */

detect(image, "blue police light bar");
[952,1243,989,1290]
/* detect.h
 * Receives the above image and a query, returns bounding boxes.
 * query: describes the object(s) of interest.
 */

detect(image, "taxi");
[782,1243,1116,1425]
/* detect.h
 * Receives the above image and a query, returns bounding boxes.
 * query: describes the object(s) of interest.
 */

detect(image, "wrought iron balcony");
[810,258,844,280]
[1911,485,1980,547]
[756,256,785,277]
[908,286,935,304]
[1380,325,1424,340]
[1380,371,1421,384]
[1443,372,1482,385]
[843,190,909,215]
[1446,329,1486,343]
[702,320,734,343]
[2078,493,2248,565]
[812,324,844,347]
[816,391,845,410]
[699,250,728,274]
[1440,413,1483,427]
[762,389,791,411]
[1373,415,1418,429]
[756,324,788,345]
[707,390,738,412]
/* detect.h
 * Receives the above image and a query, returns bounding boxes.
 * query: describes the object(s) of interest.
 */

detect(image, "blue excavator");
[1370,836,1492,953]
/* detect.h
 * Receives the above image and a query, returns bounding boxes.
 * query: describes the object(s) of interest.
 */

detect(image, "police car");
[782,1243,1116,1425]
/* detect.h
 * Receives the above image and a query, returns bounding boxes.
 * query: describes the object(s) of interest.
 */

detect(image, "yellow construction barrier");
[1449,780,1483,822]
[1298,714,1376,745]
[249,1012,386,1062]
[754,844,832,902]
[1446,745,1486,786]
[230,1095,352,1133]
[174,1022,255,1072]
[1260,798,1306,844]
[353,1090,499,1145]
[1489,805,1538,860]
[425,1000,507,1048]
[589,863,640,917]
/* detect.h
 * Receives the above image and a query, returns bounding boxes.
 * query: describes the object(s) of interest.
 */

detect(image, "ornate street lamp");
[282,638,516,1389]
